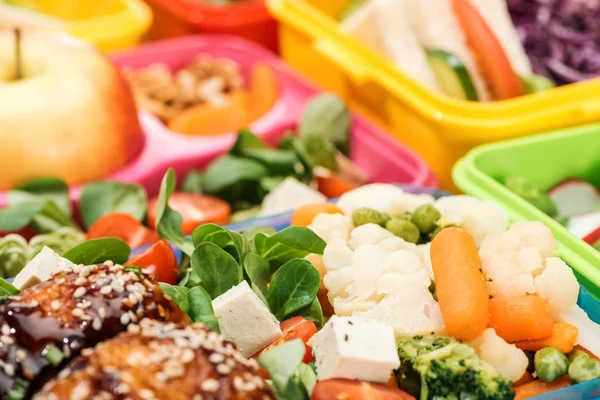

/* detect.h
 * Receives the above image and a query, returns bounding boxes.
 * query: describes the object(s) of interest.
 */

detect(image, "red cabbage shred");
[507,0,600,85]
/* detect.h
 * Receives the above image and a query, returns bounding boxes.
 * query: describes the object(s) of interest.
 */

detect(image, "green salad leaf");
[258,339,311,400]
[188,286,221,333]
[79,181,147,228]
[254,226,326,271]
[0,177,79,234]
[296,297,324,329]
[159,283,190,314]
[202,155,269,197]
[0,278,19,303]
[159,283,220,332]
[12,177,71,216]
[180,170,204,194]
[192,223,250,263]
[230,129,267,155]
[266,259,320,321]
[191,242,243,299]
[243,252,271,301]
[298,93,351,155]
[155,168,194,256]
[63,238,130,265]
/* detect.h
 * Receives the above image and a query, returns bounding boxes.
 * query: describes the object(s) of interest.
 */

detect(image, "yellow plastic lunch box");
[267,0,600,191]
[0,0,152,51]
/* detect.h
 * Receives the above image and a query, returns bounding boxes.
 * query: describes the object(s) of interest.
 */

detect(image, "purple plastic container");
[0,35,437,206]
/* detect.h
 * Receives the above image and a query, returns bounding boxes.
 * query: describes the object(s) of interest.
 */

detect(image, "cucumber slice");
[338,0,367,21]
[521,75,555,95]
[426,50,478,101]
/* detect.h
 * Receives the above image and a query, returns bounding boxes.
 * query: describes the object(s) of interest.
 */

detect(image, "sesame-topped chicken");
[0,261,189,399]
[35,319,275,400]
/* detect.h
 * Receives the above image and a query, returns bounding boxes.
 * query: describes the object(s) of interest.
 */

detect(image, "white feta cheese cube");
[311,315,400,382]
[13,246,74,290]
[212,281,282,357]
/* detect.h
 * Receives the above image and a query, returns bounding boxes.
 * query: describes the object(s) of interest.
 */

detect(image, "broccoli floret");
[396,334,457,398]
[396,335,515,400]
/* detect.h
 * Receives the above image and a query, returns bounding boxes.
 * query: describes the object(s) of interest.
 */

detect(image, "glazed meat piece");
[35,319,276,400]
[0,262,189,398]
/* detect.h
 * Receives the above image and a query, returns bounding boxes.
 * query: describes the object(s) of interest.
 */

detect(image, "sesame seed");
[79,301,92,309]
[233,376,245,391]
[201,379,220,392]
[209,353,224,364]
[3,363,14,376]
[74,277,87,286]
[1,325,10,336]
[92,318,102,331]
[120,313,130,325]
[181,349,194,363]
[82,348,93,356]
[72,308,84,317]
[139,389,155,400]
[15,350,26,362]
[74,287,87,298]
[127,324,140,334]
[98,307,107,319]
[216,364,231,375]
[58,367,72,379]
[50,300,61,310]
[1,336,14,345]
[100,285,112,295]
[63,344,72,358]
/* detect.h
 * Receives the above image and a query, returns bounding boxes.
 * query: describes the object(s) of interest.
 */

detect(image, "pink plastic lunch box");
[0,35,437,206]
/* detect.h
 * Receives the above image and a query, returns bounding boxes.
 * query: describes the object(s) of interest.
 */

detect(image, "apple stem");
[15,28,22,80]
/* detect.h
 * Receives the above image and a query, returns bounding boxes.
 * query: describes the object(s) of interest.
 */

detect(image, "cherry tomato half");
[256,317,318,363]
[147,193,231,235]
[452,0,522,100]
[124,240,178,285]
[87,212,160,248]
[312,379,416,400]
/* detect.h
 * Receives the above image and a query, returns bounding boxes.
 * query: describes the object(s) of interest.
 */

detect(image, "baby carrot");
[514,375,571,400]
[430,227,489,340]
[489,295,554,343]
[514,322,579,353]
[291,203,344,227]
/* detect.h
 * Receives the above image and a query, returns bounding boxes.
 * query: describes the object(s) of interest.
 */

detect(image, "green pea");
[411,204,441,234]
[568,352,600,383]
[394,212,412,221]
[567,349,589,363]
[385,219,420,244]
[534,347,569,382]
[352,208,391,227]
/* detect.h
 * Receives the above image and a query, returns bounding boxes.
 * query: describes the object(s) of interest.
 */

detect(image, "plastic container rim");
[266,0,600,142]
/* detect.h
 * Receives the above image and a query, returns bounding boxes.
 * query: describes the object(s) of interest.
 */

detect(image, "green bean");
[385,219,420,244]
[411,204,441,234]
[568,352,600,383]
[534,346,569,382]
[352,208,390,227]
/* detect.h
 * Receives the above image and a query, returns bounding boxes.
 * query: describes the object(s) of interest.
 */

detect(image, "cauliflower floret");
[471,328,528,382]
[480,221,556,262]
[480,222,579,317]
[534,257,579,318]
[415,242,434,279]
[559,305,600,359]
[336,183,434,216]
[378,236,418,253]
[305,253,327,290]
[321,238,443,336]
[435,195,509,246]
[308,213,353,243]
[347,223,395,249]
